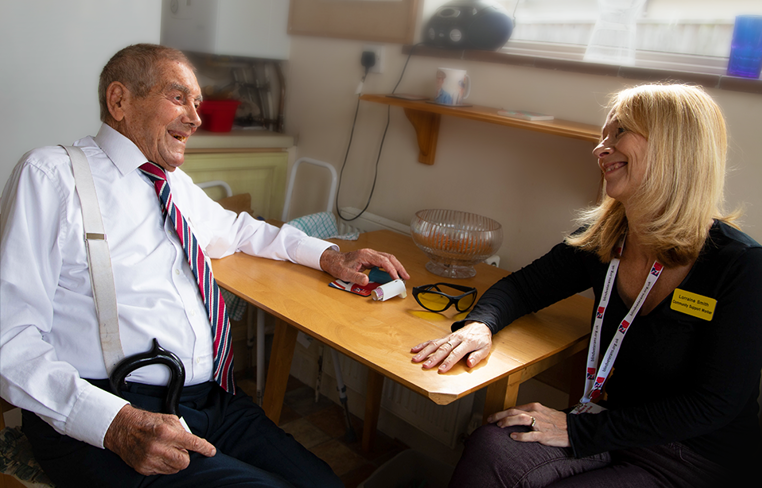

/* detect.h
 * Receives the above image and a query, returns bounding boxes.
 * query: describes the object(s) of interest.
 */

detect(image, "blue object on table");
[368,267,393,284]
[728,15,762,78]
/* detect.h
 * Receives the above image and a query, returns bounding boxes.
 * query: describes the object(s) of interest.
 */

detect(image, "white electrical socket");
[363,44,384,74]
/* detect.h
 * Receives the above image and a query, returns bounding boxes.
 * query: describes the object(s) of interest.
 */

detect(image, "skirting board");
[338,207,410,235]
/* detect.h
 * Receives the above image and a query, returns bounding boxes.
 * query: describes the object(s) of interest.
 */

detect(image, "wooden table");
[212,230,592,450]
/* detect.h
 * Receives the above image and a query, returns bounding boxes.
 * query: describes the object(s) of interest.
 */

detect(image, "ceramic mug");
[434,68,471,105]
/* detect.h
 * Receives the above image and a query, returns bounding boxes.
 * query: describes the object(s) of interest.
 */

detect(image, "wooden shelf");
[360,93,601,165]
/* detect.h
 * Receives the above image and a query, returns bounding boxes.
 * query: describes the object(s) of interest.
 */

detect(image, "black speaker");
[424,0,513,51]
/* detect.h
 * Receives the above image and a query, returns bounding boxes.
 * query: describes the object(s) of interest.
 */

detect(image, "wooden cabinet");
[360,94,601,165]
[182,150,288,220]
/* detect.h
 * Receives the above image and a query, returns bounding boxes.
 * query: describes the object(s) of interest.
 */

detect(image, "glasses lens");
[457,292,476,311]
[417,291,451,312]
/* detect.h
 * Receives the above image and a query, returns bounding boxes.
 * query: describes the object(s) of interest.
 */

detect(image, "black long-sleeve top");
[454,221,762,470]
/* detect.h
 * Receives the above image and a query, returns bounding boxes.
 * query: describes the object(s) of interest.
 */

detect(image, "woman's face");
[593,110,649,207]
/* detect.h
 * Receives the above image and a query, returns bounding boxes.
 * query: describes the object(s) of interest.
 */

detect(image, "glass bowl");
[410,209,503,279]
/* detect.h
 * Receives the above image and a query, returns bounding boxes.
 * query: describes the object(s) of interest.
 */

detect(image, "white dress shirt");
[0,124,335,449]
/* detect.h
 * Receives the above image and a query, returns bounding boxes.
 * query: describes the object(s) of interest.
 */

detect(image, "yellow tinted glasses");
[412,283,477,313]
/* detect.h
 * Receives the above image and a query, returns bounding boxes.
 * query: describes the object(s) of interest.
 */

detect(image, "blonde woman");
[412,84,762,486]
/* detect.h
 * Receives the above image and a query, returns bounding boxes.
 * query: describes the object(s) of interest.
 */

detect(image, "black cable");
[335,70,368,222]
[335,43,424,222]
[392,42,423,94]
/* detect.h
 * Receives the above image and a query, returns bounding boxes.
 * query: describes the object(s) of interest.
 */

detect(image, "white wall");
[2,1,759,273]
[0,0,161,190]
[284,36,762,271]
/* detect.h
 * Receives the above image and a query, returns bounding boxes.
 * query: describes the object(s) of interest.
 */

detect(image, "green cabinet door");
[182,151,288,220]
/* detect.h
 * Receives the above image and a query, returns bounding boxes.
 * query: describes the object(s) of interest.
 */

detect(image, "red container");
[198,100,241,132]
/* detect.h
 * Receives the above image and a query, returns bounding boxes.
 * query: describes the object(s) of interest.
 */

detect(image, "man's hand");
[488,402,570,448]
[104,404,216,476]
[319,248,410,285]
[410,321,493,373]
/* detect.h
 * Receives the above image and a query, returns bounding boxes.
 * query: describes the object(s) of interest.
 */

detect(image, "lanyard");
[579,235,664,405]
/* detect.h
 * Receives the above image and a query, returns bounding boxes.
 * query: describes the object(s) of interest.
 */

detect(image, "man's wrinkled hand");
[319,248,410,285]
[104,404,216,476]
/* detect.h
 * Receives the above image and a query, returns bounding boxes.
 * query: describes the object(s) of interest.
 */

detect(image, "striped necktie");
[139,162,235,393]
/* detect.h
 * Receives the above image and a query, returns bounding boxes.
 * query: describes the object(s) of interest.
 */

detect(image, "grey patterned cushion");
[0,426,54,487]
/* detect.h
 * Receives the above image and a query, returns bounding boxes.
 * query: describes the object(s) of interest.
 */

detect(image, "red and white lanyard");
[578,235,664,406]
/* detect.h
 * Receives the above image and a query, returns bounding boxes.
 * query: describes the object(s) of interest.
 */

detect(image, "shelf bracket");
[403,108,440,165]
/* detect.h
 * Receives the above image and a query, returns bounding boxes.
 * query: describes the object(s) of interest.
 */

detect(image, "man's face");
[116,61,203,171]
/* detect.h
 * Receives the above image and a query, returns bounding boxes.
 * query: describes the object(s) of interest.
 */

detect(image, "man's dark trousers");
[22,380,343,488]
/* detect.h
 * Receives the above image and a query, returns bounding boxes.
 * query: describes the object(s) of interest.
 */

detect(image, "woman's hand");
[410,321,492,373]
[488,402,570,448]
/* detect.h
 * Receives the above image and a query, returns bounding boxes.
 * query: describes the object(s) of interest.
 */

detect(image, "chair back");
[217,193,253,216]
[281,157,338,222]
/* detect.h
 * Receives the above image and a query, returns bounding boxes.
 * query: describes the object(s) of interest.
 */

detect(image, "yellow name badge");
[670,289,717,321]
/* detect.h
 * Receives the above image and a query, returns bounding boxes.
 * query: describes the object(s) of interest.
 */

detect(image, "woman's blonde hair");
[566,84,737,267]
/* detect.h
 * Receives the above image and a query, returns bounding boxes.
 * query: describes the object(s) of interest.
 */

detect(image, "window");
[489,0,762,74]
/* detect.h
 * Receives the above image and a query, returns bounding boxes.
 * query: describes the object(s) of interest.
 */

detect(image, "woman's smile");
[593,114,648,206]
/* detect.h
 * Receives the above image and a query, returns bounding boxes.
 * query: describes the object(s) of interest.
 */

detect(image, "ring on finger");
[530,416,537,429]
[444,341,454,349]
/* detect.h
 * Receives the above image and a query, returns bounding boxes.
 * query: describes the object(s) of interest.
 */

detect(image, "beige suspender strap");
[62,145,125,374]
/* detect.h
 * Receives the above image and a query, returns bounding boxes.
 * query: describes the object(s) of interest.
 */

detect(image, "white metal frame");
[255,158,351,416]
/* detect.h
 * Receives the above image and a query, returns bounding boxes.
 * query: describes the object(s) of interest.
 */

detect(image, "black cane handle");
[108,338,186,417]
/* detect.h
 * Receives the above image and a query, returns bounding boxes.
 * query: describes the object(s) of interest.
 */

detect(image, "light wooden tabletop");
[212,229,593,406]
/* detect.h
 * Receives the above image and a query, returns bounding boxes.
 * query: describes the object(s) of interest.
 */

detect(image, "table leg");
[362,368,385,452]
[482,372,521,423]
[262,318,298,425]
[568,349,587,408]
[482,341,590,421]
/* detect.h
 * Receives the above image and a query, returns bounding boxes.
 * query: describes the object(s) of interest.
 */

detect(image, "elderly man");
[0,44,409,487]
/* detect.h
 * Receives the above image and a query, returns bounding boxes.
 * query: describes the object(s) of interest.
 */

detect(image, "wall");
[2,2,759,266]
[0,0,161,190]
[284,36,762,271]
